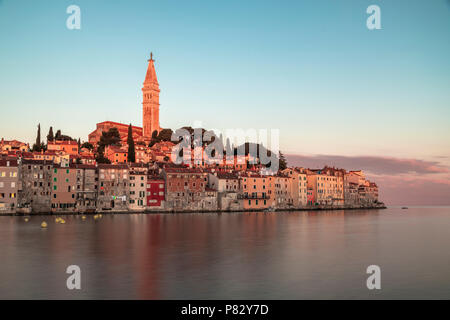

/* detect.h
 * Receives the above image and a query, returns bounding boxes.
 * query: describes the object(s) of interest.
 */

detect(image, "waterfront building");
[97,164,129,211]
[274,175,294,209]
[129,170,147,211]
[346,170,366,186]
[282,168,308,207]
[208,171,241,211]
[146,175,165,208]
[0,158,19,213]
[344,182,359,206]
[18,159,53,213]
[208,171,240,192]
[358,181,379,206]
[240,174,274,210]
[343,170,378,206]
[51,165,77,212]
[73,164,98,212]
[320,167,345,206]
[162,167,210,210]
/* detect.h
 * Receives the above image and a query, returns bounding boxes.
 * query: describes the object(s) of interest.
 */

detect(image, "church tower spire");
[142,52,160,138]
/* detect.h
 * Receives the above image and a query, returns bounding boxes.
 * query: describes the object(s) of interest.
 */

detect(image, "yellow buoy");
[24,217,29,222]
[99,214,102,218]
[41,221,48,228]
[82,215,86,220]
[60,219,66,224]
[94,214,98,219]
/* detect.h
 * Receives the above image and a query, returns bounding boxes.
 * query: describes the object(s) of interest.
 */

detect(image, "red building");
[147,176,165,207]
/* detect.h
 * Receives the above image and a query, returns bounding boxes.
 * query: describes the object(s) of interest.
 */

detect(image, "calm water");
[0,207,449,299]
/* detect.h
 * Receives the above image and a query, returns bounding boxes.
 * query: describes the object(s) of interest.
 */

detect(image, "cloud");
[285,153,450,205]
[369,174,450,206]
[285,154,449,175]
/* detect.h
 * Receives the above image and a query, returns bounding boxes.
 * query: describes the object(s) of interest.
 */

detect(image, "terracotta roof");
[216,172,239,180]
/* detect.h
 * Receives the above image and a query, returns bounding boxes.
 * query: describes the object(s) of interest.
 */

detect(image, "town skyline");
[1,0,449,206]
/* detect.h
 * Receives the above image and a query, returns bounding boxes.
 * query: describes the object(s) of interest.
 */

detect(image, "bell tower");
[142,52,160,138]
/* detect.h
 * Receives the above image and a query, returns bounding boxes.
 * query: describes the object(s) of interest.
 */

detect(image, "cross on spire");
[148,52,154,61]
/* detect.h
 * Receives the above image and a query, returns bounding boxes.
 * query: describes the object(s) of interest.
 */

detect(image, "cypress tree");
[278,151,287,171]
[33,123,41,152]
[127,124,136,163]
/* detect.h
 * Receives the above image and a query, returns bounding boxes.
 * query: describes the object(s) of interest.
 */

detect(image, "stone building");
[18,159,53,213]
[0,158,19,213]
[73,164,98,212]
[162,167,210,211]
[129,170,147,211]
[208,171,242,211]
[344,182,360,206]
[142,52,161,138]
[98,164,129,211]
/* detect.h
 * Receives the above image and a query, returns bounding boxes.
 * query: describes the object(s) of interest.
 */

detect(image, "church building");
[88,52,161,146]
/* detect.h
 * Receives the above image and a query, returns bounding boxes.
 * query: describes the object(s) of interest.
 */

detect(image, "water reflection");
[0,208,449,299]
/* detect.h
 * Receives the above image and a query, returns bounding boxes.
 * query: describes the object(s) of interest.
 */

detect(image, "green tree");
[77,138,81,150]
[32,124,41,152]
[148,128,173,147]
[278,151,287,171]
[81,142,94,150]
[47,126,54,142]
[127,124,136,163]
[95,153,111,164]
[98,127,121,153]
[55,130,62,140]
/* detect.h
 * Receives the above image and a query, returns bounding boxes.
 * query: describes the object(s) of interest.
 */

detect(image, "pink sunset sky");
[286,154,450,206]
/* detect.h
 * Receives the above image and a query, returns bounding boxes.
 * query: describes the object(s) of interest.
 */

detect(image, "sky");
[0,0,449,205]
